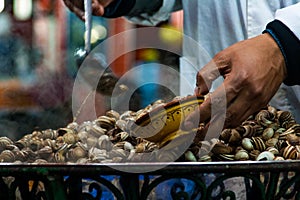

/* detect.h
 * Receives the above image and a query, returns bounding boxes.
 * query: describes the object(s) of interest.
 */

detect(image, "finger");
[64,0,85,20]
[184,83,227,130]
[92,1,105,16]
[196,54,231,95]
[223,88,268,128]
[184,76,243,131]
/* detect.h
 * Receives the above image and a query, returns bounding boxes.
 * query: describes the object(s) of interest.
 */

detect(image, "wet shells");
[33,159,48,164]
[88,124,107,138]
[88,148,108,162]
[97,135,113,151]
[86,136,97,149]
[185,151,197,162]
[215,153,235,161]
[282,145,297,160]
[274,156,285,161]
[267,105,277,119]
[228,129,242,145]
[241,138,254,151]
[63,132,79,145]
[211,142,233,155]
[29,138,44,151]
[37,146,53,160]
[57,128,76,137]
[199,155,212,162]
[265,138,278,147]
[256,151,275,161]
[249,150,260,160]
[262,128,274,140]
[95,116,116,130]
[15,139,29,150]
[266,147,279,155]
[66,143,88,162]
[66,122,79,132]
[14,150,30,162]
[106,110,120,121]
[255,110,274,127]
[240,125,256,138]
[234,149,249,161]
[277,110,294,128]
[41,129,58,140]
[108,149,128,159]
[251,137,266,151]
[286,134,300,146]
[0,150,15,162]
[0,137,13,151]
[219,129,231,143]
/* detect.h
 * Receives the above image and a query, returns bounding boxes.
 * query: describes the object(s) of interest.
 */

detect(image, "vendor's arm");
[63,0,182,25]
[184,3,300,132]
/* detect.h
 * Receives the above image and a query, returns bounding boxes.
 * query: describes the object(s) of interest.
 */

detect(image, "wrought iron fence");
[0,161,300,200]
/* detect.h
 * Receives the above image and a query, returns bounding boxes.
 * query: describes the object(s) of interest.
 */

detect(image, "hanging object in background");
[13,0,32,21]
[74,0,127,96]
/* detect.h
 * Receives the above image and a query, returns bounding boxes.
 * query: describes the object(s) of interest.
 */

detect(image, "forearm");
[263,3,300,86]
[104,0,182,25]
[104,0,164,18]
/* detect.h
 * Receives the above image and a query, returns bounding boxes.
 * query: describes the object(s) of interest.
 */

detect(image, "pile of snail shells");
[190,105,300,162]
[0,100,168,164]
[0,97,299,164]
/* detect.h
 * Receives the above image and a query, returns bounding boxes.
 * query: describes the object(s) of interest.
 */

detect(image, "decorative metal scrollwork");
[0,164,300,199]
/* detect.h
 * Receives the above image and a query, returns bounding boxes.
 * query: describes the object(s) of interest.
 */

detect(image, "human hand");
[184,33,287,135]
[63,0,115,20]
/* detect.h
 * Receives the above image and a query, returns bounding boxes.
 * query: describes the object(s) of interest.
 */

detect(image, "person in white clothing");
[63,0,300,131]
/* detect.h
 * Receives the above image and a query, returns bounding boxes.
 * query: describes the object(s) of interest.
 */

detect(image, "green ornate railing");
[0,161,300,200]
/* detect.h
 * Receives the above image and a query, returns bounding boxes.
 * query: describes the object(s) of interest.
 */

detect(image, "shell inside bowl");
[130,95,204,144]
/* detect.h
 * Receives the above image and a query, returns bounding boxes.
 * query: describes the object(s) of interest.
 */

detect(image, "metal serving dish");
[131,95,204,144]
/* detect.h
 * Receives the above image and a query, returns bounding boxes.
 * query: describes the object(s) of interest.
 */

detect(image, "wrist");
[263,20,300,86]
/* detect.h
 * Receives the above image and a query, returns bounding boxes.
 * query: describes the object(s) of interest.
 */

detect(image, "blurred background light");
[0,0,5,13]
[85,24,107,44]
[13,0,32,20]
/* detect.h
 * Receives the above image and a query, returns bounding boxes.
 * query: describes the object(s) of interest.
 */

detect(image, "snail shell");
[262,128,274,141]
[256,151,275,161]
[66,143,88,162]
[286,134,300,146]
[234,149,249,161]
[106,110,120,121]
[0,150,15,162]
[41,129,58,140]
[0,137,13,151]
[185,151,197,162]
[241,138,254,151]
[282,145,297,160]
[255,110,274,127]
[63,132,79,145]
[266,147,279,155]
[265,138,279,147]
[95,115,116,130]
[251,137,266,151]
[97,135,113,151]
[37,146,53,161]
[199,155,212,162]
[211,142,233,154]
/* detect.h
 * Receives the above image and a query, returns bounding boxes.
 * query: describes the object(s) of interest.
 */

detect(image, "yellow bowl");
[131,95,204,143]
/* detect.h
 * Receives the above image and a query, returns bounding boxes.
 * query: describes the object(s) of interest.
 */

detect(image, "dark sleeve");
[263,20,300,86]
[103,0,136,18]
[103,0,164,18]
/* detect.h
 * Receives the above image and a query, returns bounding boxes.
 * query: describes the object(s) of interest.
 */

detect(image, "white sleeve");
[126,0,181,26]
[275,2,300,39]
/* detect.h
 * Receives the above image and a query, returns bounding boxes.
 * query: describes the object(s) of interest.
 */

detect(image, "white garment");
[127,0,300,121]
